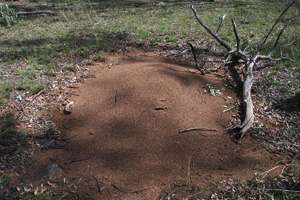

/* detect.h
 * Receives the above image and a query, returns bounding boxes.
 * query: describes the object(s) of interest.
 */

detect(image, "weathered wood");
[187,42,200,71]
[191,5,232,51]
[190,1,295,140]
[231,19,240,51]
[238,56,256,138]
[216,14,226,34]
[16,11,56,17]
[257,0,296,51]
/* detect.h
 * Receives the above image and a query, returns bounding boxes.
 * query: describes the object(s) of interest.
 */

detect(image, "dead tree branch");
[257,1,296,51]
[231,19,240,51]
[216,14,226,34]
[16,11,56,17]
[178,128,217,134]
[190,1,296,140]
[270,24,288,54]
[191,5,232,51]
[187,42,207,74]
[188,42,199,71]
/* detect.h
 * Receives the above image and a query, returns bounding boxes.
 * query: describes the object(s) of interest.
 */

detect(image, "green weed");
[33,193,47,200]
[0,4,17,27]
[94,50,105,62]
[15,64,44,94]
[0,175,11,190]
[0,81,13,105]
[16,78,44,95]
[0,114,28,146]
[0,175,20,200]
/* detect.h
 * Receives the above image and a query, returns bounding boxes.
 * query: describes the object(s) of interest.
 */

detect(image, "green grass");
[0,114,28,146]
[15,63,45,94]
[0,81,13,105]
[0,3,17,27]
[0,0,299,105]
[0,175,11,190]
[33,193,48,200]
[0,174,21,200]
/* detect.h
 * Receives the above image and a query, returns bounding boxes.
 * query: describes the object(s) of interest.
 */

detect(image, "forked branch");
[216,14,227,34]
[190,1,295,140]
[191,5,232,51]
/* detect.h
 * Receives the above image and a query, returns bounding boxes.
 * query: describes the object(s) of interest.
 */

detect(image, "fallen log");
[16,11,56,17]
[189,1,296,140]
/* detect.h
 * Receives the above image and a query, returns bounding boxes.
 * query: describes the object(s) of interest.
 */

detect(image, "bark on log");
[16,11,56,17]
[238,56,257,138]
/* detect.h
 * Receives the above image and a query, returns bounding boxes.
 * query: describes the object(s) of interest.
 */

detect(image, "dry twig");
[178,128,217,134]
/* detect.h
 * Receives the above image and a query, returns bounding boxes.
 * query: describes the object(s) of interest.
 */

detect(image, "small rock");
[154,106,168,111]
[48,163,63,180]
[63,101,74,115]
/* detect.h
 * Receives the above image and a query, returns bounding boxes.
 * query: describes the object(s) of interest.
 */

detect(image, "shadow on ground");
[0,30,134,65]
[274,92,300,113]
[11,0,257,12]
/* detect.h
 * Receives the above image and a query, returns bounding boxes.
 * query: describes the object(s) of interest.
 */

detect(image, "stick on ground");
[178,128,217,134]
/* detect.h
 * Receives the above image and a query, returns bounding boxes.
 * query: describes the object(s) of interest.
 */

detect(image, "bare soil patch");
[26,52,279,199]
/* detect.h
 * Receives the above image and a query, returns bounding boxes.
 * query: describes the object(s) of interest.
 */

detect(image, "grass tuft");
[15,64,44,94]
[0,114,28,147]
[33,193,48,200]
[0,4,17,27]
[0,81,13,105]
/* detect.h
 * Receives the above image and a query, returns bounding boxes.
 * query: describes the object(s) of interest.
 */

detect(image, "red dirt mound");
[29,52,278,199]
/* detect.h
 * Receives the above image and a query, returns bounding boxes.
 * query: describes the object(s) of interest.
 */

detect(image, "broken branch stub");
[190,1,295,140]
[216,14,226,34]
[231,19,240,51]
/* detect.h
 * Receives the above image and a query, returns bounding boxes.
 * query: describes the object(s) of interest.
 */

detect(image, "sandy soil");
[27,52,278,200]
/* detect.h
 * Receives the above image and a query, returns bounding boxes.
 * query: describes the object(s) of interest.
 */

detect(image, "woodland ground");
[0,0,300,200]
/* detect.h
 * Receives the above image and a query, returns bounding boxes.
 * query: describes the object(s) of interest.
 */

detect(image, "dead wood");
[187,42,199,71]
[190,1,296,140]
[238,57,256,137]
[216,14,226,34]
[231,19,240,51]
[16,11,56,17]
[17,11,56,17]
[191,5,231,51]
[178,128,217,134]
[257,1,296,51]
[92,176,102,193]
